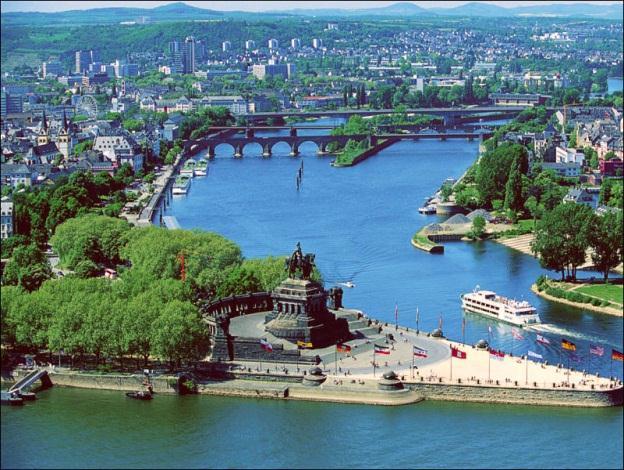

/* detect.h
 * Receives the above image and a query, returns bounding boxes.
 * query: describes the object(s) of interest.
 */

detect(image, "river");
[2,120,622,469]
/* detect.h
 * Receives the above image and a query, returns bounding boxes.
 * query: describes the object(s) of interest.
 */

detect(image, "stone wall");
[11,369,178,394]
[406,381,623,407]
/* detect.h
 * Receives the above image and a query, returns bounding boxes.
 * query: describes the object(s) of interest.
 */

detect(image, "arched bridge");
[184,129,493,158]
[186,133,371,158]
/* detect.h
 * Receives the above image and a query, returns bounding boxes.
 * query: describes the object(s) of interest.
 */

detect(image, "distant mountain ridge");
[2,1,623,26]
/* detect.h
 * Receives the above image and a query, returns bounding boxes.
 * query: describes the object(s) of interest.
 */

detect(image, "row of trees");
[2,218,297,368]
[532,205,623,282]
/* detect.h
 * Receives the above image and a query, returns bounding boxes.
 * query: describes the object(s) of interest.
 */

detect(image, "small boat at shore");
[172,176,191,195]
[340,281,356,288]
[1,391,24,406]
[461,287,541,327]
[195,159,208,176]
[180,160,197,177]
[418,204,436,214]
[126,390,153,400]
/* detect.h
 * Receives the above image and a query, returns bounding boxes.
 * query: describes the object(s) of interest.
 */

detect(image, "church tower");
[37,110,50,146]
[57,109,72,159]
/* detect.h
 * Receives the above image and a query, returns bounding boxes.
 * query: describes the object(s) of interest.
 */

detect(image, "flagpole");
[395,303,398,331]
[462,318,465,346]
[525,355,528,385]
[450,350,453,381]
[373,348,376,377]
[335,345,338,376]
[416,308,419,335]
[412,349,414,379]
[488,328,491,382]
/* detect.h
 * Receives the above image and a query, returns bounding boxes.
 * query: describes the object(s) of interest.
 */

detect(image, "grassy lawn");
[575,284,623,306]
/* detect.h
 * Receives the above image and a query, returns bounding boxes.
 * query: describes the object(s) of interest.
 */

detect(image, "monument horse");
[285,242,315,280]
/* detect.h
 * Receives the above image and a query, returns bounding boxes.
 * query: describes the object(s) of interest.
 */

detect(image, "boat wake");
[526,323,617,346]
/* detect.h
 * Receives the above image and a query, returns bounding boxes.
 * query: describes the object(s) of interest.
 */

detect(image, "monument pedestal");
[265,278,349,348]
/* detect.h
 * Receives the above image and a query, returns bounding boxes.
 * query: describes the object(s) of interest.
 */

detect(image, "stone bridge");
[186,133,371,158]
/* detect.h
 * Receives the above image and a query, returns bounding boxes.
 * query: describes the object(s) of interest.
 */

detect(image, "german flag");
[297,340,313,349]
[336,343,352,353]
[612,349,624,361]
[561,339,576,351]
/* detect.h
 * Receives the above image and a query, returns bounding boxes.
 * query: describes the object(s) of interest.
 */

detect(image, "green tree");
[532,203,593,280]
[3,245,53,291]
[151,300,208,370]
[504,156,524,214]
[588,211,623,281]
[468,215,486,240]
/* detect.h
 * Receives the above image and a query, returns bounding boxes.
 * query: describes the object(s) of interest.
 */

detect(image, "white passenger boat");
[172,175,191,195]
[418,204,437,214]
[195,159,208,176]
[180,160,196,177]
[460,287,541,326]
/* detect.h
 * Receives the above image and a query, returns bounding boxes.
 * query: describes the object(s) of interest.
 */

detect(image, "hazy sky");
[1,0,621,13]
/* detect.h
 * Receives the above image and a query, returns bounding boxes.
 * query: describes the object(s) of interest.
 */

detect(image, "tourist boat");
[460,287,541,326]
[172,176,191,195]
[1,391,24,406]
[195,159,208,176]
[418,204,437,214]
[180,159,197,177]
[125,390,153,400]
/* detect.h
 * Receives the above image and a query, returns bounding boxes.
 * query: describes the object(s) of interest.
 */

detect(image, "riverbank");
[531,283,623,317]
[411,231,444,253]
[332,138,397,167]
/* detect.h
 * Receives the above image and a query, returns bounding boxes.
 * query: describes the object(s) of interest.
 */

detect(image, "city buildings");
[0,196,13,240]
[268,38,279,50]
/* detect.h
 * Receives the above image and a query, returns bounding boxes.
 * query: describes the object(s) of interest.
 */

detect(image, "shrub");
[591,298,601,306]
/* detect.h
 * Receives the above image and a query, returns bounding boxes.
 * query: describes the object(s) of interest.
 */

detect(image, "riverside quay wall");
[8,368,622,407]
[405,381,623,407]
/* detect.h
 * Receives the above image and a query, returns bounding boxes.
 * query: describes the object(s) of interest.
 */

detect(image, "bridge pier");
[290,142,299,157]
[317,142,328,155]
[289,128,297,137]
[442,114,458,127]
[207,145,215,159]
[234,144,243,158]
[262,144,272,158]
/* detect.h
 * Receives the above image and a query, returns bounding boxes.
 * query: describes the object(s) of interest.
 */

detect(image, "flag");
[511,328,524,340]
[439,315,443,330]
[561,339,576,351]
[462,317,466,335]
[297,340,313,349]
[336,343,351,353]
[528,350,543,360]
[589,345,604,356]
[569,353,581,363]
[451,347,467,359]
[413,345,428,358]
[536,334,551,345]
[260,339,273,352]
[489,349,505,360]
[612,349,624,361]
[395,304,398,324]
[374,344,390,355]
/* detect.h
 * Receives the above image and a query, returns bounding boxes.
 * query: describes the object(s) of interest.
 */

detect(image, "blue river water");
[2,119,622,469]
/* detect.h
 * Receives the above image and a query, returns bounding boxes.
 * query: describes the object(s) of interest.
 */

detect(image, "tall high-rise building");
[245,40,256,50]
[195,40,207,61]
[89,50,100,63]
[184,36,196,74]
[42,61,63,79]
[75,50,91,74]
[222,41,232,52]
[0,91,23,117]
[312,38,323,49]
[169,40,180,55]
[290,38,301,49]
[268,38,279,50]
